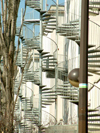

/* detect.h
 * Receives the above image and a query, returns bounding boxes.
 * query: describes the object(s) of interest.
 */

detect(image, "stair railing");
[88,82,100,110]
[43,36,58,58]
[42,110,57,126]
[89,0,100,15]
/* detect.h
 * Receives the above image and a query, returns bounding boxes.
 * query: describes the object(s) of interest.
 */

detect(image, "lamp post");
[79,0,89,132]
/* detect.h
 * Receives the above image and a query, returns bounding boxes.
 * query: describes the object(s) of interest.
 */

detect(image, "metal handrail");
[42,110,57,126]
[88,82,100,92]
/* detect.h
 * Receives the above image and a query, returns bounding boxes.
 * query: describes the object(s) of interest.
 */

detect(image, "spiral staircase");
[13,0,100,132]
[55,1,100,132]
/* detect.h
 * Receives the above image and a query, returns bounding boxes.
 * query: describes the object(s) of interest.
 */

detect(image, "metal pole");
[45,0,47,11]
[54,0,58,121]
[21,8,23,67]
[39,0,43,132]
[19,8,23,133]
[55,64,58,120]
[56,0,58,29]
[79,0,89,132]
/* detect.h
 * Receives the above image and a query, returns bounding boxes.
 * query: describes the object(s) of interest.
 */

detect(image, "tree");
[0,0,27,132]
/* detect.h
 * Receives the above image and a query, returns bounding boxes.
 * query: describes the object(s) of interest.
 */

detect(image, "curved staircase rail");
[42,110,57,126]
[23,25,35,39]
[43,36,58,58]
[25,10,39,20]
[89,20,100,48]
[57,61,68,73]
[88,82,100,92]
[45,36,58,58]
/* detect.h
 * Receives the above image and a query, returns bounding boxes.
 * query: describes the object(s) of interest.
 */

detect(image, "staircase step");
[42,55,53,58]
[42,67,55,71]
[66,36,79,40]
[59,84,71,87]
[44,30,53,33]
[75,39,96,48]
[60,32,79,36]
[61,96,73,99]
[42,91,55,94]
[56,89,78,92]
[37,49,44,52]
[43,21,56,24]
[42,17,56,21]
[42,106,46,108]
[43,94,57,96]
[89,10,99,16]
[70,100,79,105]
[64,81,70,84]
[58,25,79,28]
[88,73,93,76]
[88,114,100,117]
[56,87,78,90]
[88,44,96,48]
[41,52,49,55]
[88,127,100,131]
[88,118,100,122]
[88,109,99,112]
[43,64,56,67]
[24,19,40,24]
[88,55,100,58]
[70,19,79,23]
[89,6,100,11]
[40,10,47,14]
[42,58,57,61]
[89,1,100,5]
[61,97,78,101]
[43,61,57,63]
[88,60,100,63]
[45,27,56,30]
[42,88,51,91]
[57,93,78,97]
[42,97,56,100]
[43,24,56,26]
[39,85,46,88]
[62,21,79,26]
[88,69,100,73]
[42,13,51,17]
[88,49,100,54]
[57,90,78,94]
[88,123,100,126]
[88,64,100,68]
[42,100,55,103]
[42,102,52,105]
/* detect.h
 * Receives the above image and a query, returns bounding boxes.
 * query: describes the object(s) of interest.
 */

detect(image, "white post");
[21,8,23,67]
[39,0,43,132]
[19,8,23,133]
[79,0,81,38]
[55,0,58,121]
[45,0,47,11]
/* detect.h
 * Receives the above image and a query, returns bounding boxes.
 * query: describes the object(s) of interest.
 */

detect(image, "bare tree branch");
[14,1,27,64]
[1,0,4,28]
[0,69,5,91]
[13,50,29,110]
[4,0,7,34]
